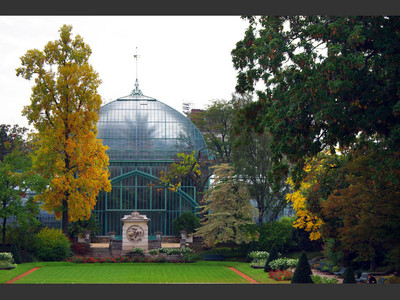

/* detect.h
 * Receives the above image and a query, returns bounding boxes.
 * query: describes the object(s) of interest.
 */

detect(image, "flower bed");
[268,269,294,281]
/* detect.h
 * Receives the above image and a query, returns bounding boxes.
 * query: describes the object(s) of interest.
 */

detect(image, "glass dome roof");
[97,87,208,162]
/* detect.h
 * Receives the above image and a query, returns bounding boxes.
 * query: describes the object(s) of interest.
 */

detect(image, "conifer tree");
[291,251,313,283]
[342,266,356,284]
[264,244,279,272]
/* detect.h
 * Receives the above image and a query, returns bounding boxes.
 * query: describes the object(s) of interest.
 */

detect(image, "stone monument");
[121,211,150,254]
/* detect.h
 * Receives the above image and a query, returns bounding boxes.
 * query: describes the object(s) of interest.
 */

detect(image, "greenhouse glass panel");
[94,86,210,237]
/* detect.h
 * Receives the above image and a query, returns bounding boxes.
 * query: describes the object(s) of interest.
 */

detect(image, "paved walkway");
[4,267,40,284]
[228,267,259,284]
[311,268,343,283]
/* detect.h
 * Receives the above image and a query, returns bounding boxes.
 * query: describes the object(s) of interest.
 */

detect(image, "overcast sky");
[0,16,249,129]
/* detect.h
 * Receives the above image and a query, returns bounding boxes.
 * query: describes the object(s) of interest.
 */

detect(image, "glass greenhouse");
[93,81,209,238]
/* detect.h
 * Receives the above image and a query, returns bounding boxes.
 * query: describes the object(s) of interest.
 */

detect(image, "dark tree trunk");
[2,215,6,245]
[62,199,69,237]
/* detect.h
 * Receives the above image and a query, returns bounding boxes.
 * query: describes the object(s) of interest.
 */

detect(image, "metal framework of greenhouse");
[92,81,209,239]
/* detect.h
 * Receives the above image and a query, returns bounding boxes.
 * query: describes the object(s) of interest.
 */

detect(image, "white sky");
[0,16,249,129]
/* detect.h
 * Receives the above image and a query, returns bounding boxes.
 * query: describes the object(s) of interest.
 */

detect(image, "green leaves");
[232,16,400,187]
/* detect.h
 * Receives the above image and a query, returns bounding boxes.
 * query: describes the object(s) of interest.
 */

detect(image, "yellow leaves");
[286,162,324,241]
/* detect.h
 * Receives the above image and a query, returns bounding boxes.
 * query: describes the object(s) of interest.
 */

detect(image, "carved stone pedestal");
[121,211,150,255]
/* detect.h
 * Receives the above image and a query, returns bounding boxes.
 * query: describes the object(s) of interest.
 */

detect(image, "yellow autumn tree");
[286,177,323,241]
[16,25,111,235]
[286,156,329,241]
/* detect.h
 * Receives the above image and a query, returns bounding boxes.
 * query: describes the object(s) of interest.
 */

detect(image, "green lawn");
[1,261,282,284]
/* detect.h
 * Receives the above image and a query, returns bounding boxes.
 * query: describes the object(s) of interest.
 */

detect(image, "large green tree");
[16,25,111,235]
[190,95,251,163]
[231,16,400,188]
[231,16,400,270]
[232,122,291,225]
[194,164,257,247]
[0,124,44,245]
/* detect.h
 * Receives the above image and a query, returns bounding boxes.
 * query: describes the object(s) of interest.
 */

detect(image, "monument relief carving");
[126,225,144,243]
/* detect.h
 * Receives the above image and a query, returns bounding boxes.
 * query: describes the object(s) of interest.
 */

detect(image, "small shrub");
[269,257,299,271]
[331,265,340,273]
[251,259,267,268]
[312,275,339,284]
[71,242,91,256]
[156,247,193,256]
[248,251,269,268]
[249,251,269,261]
[33,228,71,261]
[149,249,158,256]
[131,247,144,255]
[342,266,356,284]
[264,244,279,272]
[291,251,313,283]
[268,269,294,281]
[0,252,17,269]
[172,212,200,236]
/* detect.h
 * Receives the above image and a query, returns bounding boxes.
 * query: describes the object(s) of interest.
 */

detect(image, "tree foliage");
[232,16,400,269]
[0,124,44,245]
[194,164,257,247]
[16,25,111,235]
[172,211,200,236]
[233,122,291,224]
[190,98,237,163]
[159,150,212,203]
[320,148,400,268]
[232,16,400,188]
[285,153,337,241]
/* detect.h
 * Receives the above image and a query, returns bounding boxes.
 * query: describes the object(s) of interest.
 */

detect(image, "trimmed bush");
[342,266,357,284]
[33,228,71,261]
[264,244,279,272]
[0,252,16,269]
[251,259,267,268]
[291,251,313,283]
[269,257,299,270]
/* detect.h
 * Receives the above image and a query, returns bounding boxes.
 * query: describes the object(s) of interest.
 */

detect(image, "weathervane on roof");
[131,46,143,96]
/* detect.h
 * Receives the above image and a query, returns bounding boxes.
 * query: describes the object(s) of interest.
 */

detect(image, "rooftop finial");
[131,47,143,96]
